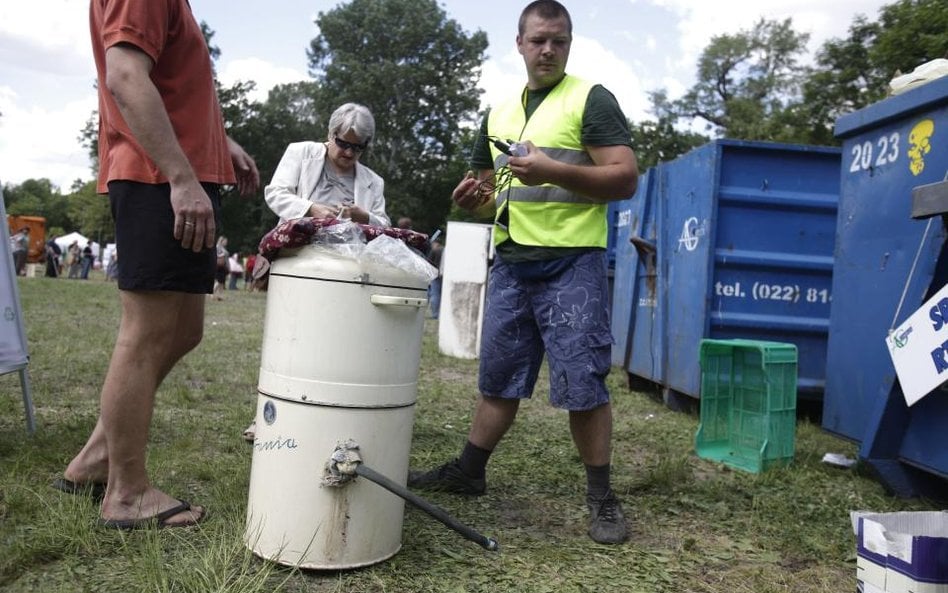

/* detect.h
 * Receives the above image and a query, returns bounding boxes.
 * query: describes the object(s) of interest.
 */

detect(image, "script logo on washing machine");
[263,400,276,425]
[678,217,704,252]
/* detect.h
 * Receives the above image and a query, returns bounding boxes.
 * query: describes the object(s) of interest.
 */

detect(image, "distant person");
[243,102,391,443]
[427,238,443,319]
[67,241,82,279]
[408,0,638,545]
[397,216,412,230]
[10,227,30,276]
[80,242,95,279]
[106,249,119,281]
[213,236,229,300]
[45,237,62,278]
[227,252,242,290]
[264,102,390,227]
[54,0,259,531]
[243,252,256,290]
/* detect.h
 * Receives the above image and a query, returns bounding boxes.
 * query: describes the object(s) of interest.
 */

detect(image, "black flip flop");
[52,478,107,502]
[98,499,206,531]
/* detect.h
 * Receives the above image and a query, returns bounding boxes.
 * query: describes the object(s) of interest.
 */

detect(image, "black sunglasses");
[333,136,368,153]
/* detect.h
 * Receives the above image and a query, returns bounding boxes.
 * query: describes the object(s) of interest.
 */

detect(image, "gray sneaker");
[407,459,486,496]
[587,490,628,544]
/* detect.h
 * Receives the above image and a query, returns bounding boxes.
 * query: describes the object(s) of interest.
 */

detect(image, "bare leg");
[63,296,201,485]
[568,402,613,466]
[65,290,206,525]
[467,396,520,451]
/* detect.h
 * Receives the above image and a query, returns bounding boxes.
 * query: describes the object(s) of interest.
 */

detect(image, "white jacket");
[264,141,390,227]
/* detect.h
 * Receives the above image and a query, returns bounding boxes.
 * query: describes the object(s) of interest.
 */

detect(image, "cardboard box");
[852,511,948,593]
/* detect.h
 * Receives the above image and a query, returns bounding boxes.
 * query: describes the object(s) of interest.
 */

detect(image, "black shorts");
[109,180,221,294]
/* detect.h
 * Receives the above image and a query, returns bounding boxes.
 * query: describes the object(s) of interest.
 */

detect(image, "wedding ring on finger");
[184,220,195,227]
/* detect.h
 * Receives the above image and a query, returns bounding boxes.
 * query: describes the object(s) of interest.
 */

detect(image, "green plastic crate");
[694,339,798,473]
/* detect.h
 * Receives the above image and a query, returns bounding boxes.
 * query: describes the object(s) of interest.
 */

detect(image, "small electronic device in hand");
[507,141,527,157]
[491,138,528,157]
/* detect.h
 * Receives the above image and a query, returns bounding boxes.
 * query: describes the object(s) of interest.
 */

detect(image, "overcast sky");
[0,0,891,191]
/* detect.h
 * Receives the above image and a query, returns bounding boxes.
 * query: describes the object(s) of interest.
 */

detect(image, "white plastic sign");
[886,282,948,406]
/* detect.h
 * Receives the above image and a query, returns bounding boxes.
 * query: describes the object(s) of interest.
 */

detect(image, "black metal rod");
[354,464,499,552]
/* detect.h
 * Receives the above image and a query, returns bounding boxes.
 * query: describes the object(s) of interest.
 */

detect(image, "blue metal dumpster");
[822,75,948,496]
[610,170,653,368]
[621,140,840,405]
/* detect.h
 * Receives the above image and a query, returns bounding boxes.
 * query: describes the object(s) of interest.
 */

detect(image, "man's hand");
[452,170,495,212]
[506,141,553,186]
[171,180,216,252]
[228,137,260,196]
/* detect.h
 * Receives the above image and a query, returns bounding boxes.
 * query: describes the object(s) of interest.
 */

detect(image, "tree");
[222,81,326,254]
[797,0,947,146]
[307,0,488,234]
[3,179,73,232]
[872,0,948,79]
[669,18,810,141]
[67,179,114,244]
[628,91,709,169]
[797,17,884,146]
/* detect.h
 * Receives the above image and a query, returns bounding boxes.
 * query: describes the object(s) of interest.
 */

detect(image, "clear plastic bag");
[309,220,437,284]
[361,234,438,283]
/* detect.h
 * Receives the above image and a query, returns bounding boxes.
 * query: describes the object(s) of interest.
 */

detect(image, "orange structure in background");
[7,215,47,262]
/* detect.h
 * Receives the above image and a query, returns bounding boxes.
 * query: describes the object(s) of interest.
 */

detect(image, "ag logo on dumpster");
[678,217,705,252]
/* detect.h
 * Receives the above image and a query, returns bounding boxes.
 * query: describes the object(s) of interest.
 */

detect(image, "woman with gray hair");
[245,103,392,442]
[263,102,391,227]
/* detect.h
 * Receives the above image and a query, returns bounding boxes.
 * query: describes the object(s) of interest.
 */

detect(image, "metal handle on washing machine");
[370,295,427,308]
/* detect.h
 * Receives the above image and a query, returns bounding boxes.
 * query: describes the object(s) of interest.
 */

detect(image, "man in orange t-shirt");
[54,0,259,530]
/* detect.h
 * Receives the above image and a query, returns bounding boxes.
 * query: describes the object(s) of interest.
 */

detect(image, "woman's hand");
[308,202,339,219]
[343,204,370,224]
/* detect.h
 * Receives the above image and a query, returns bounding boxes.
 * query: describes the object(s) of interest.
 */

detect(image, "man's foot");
[52,477,107,502]
[98,499,206,530]
[407,459,486,495]
[100,488,206,530]
[587,489,628,544]
[242,421,256,443]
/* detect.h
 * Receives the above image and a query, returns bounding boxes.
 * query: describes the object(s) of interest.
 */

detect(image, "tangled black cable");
[477,165,514,202]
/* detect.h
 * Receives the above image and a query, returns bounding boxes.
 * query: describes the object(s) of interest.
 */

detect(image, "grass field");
[0,273,940,592]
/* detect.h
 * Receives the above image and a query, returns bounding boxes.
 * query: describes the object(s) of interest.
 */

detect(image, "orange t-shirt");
[90,0,235,193]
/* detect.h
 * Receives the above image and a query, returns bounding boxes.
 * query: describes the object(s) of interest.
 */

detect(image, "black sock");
[458,441,492,479]
[585,463,611,500]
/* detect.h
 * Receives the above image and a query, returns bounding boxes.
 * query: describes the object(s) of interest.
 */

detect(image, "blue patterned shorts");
[478,251,613,411]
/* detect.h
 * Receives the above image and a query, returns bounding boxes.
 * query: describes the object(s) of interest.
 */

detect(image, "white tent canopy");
[53,231,90,251]
[53,232,102,262]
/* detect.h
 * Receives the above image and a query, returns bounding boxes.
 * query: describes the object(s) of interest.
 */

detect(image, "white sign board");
[0,194,29,370]
[886,282,948,406]
[0,185,35,432]
[438,222,492,360]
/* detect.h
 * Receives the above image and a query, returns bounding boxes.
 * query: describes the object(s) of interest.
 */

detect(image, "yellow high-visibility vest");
[488,74,607,248]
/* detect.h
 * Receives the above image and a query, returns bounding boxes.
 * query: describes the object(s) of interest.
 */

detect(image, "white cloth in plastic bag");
[309,220,437,284]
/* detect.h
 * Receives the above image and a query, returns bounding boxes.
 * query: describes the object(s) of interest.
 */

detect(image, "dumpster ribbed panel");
[715,249,835,272]
[616,140,840,403]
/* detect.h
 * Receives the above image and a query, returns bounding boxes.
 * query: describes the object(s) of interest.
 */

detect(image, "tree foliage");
[671,18,810,141]
[307,0,488,234]
[3,179,73,238]
[797,16,884,146]
[67,179,113,244]
[798,0,948,146]
[872,0,948,77]
[220,81,326,254]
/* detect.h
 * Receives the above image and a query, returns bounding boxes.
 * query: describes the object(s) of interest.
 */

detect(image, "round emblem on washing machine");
[263,400,276,425]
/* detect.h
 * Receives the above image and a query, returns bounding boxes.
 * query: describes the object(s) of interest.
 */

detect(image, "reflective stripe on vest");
[487,74,607,248]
